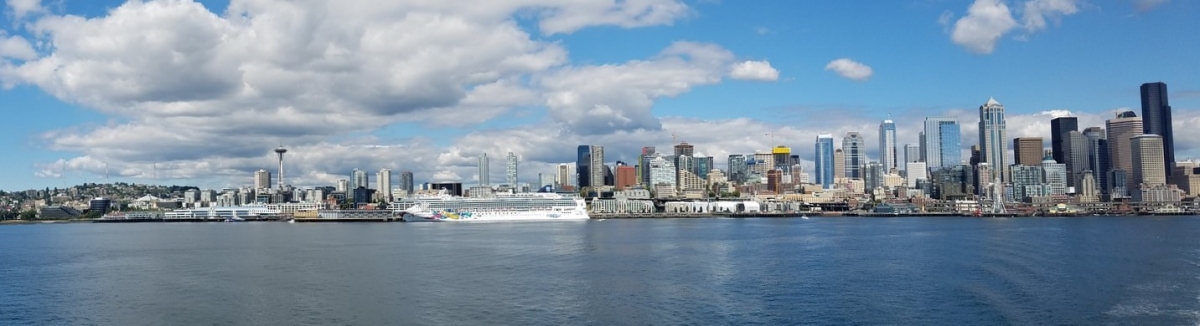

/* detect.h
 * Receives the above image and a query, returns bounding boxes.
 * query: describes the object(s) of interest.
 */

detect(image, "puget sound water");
[2,216,1200,325]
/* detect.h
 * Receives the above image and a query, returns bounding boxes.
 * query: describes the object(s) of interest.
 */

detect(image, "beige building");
[1106,112,1143,175]
[1131,134,1166,187]
[1171,161,1200,196]
[834,149,845,178]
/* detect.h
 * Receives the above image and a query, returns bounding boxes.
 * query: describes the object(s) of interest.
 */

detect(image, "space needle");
[274,145,287,191]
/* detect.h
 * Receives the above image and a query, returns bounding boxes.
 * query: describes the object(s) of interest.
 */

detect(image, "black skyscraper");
[1050,116,1078,164]
[576,145,591,188]
[1141,82,1175,177]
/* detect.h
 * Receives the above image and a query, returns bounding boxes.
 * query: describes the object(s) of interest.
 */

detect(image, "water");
[2,217,1200,325]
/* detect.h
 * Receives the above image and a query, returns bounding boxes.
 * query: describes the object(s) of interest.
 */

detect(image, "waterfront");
[2,217,1200,325]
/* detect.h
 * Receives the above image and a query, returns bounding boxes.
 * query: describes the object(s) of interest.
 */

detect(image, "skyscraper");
[1050,116,1078,164]
[978,97,1008,182]
[1141,82,1175,177]
[1065,131,1089,189]
[576,145,591,188]
[1083,127,1110,195]
[352,169,368,190]
[923,117,961,169]
[814,134,835,189]
[400,171,414,193]
[1131,134,1166,187]
[727,154,747,183]
[1013,137,1044,166]
[506,152,518,186]
[377,168,392,201]
[904,144,921,164]
[479,153,490,186]
[879,119,897,173]
[833,149,845,179]
[674,142,694,158]
[1106,111,1143,187]
[590,146,605,187]
[557,164,571,190]
[254,169,271,189]
[842,132,865,178]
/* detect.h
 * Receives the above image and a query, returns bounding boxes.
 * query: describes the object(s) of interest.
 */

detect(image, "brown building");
[766,169,783,194]
[1013,137,1044,166]
[615,165,638,190]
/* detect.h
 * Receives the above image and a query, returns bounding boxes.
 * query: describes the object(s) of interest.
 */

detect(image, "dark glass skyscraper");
[1050,116,1078,164]
[1140,82,1174,177]
[576,145,591,188]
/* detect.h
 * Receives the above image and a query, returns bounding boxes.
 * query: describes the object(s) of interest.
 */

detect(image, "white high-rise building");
[1041,155,1068,195]
[506,152,518,186]
[351,169,368,190]
[336,179,349,193]
[905,162,927,188]
[923,117,961,169]
[479,153,490,186]
[879,119,897,173]
[649,155,676,187]
[978,97,1008,182]
[377,168,392,201]
[254,169,271,189]
[1131,134,1166,186]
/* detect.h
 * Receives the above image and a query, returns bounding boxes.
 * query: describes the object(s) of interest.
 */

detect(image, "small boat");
[801,215,810,219]
[287,219,296,224]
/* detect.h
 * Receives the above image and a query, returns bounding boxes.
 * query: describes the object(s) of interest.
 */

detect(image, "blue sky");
[1,0,1198,190]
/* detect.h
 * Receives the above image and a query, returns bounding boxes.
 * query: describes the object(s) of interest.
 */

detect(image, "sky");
[1,0,1198,191]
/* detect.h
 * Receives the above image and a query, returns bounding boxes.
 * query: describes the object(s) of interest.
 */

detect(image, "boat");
[801,215,809,220]
[391,191,590,222]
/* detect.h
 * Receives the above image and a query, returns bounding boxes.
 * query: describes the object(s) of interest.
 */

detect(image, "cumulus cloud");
[729,60,779,82]
[948,0,1080,54]
[950,0,1019,54]
[824,58,873,81]
[0,33,37,60]
[6,0,43,19]
[1021,0,1079,32]
[2,0,788,187]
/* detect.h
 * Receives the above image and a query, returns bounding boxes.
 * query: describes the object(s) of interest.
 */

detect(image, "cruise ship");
[390,192,589,222]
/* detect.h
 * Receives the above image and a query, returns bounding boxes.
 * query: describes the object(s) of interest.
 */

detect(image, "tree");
[19,210,37,220]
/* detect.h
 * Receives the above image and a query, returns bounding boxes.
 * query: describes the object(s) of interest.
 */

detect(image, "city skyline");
[1,0,1199,191]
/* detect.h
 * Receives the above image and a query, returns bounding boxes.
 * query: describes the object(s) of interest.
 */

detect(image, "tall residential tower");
[978,97,1008,182]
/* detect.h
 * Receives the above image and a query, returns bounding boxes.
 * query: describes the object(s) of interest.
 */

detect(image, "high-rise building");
[727,155,747,183]
[639,147,655,186]
[1013,137,1044,166]
[1141,82,1175,177]
[1106,111,1143,183]
[772,146,790,169]
[478,153,490,186]
[1050,116,1078,164]
[923,117,961,169]
[814,134,835,189]
[833,149,846,179]
[879,119,897,173]
[1041,154,1068,195]
[864,161,884,191]
[674,142,694,158]
[843,132,865,178]
[978,97,1008,182]
[616,164,637,190]
[906,162,927,188]
[557,164,571,190]
[352,169,368,190]
[400,171,414,193]
[505,152,518,186]
[590,146,605,187]
[904,144,921,164]
[576,145,592,188]
[1082,127,1109,195]
[649,155,676,188]
[336,179,349,193]
[1064,131,1089,189]
[1131,134,1166,187]
[1011,164,1047,202]
[254,169,271,189]
[377,168,392,201]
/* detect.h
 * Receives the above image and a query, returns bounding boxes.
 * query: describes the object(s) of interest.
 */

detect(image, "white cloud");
[6,0,43,19]
[950,0,1019,54]
[4,0,783,187]
[824,58,873,81]
[948,0,1080,54]
[0,33,37,60]
[1021,0,1079,32]
[729,60,779,82]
